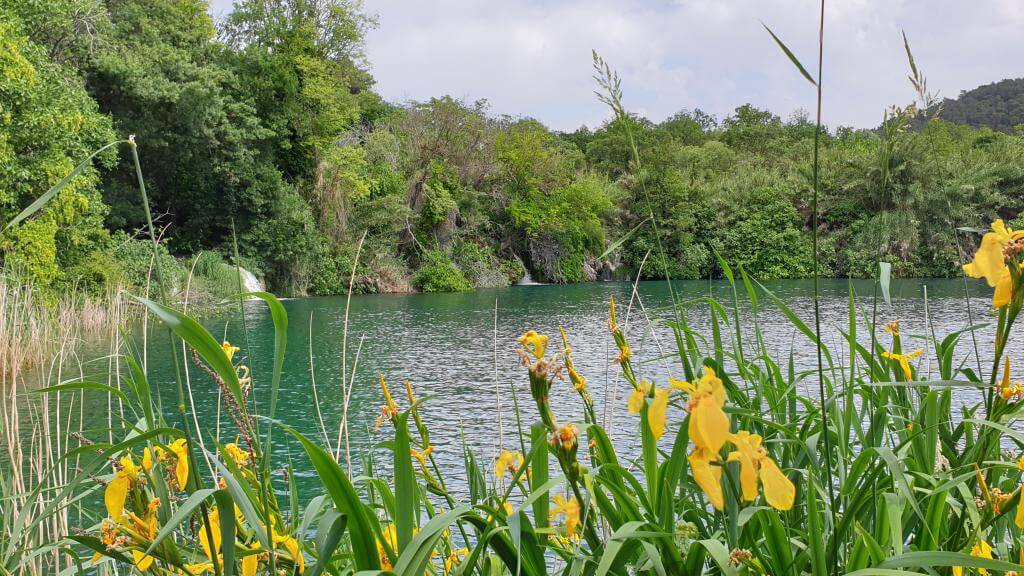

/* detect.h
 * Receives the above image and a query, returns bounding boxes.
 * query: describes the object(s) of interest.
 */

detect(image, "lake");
[69,278,1020,496]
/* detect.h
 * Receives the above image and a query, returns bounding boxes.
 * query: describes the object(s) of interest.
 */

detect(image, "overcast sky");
[207,0,1024,132]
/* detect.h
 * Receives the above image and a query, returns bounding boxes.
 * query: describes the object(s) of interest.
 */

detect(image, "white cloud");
[209,0,1024,132]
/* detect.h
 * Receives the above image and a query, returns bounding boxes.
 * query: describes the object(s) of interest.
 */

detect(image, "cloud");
[210,0,1024,132]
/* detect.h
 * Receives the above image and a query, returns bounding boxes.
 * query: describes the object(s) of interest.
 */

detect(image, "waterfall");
[517,268,541,286]
[235,266,263,294]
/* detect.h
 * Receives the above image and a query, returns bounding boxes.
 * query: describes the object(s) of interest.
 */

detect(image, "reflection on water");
[75,278,1021,496]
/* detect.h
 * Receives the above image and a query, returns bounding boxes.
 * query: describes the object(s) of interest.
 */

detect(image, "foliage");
[412,249,472,292]
[0,10,116,289]
[4,0,1024,301]
[926,77,1024,133]
[111,231,183,294]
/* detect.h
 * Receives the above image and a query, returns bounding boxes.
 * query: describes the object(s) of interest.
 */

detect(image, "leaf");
[878,551,1024,573]
[307,511,347,576]
[213,489,236,576]
[879,262,893,306]
[595,520,647,576]
[392,506,473,575]
[35,381,129,406]
[133,296,244,406]
[761,23,817,87]
[393,412,416,553]
[146,489,218,555]
[279,422,380,570]
[5,141,123,230]
[599,217,649,260]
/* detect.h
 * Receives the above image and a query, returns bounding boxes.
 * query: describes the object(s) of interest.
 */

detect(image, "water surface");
[76,279,1021,496]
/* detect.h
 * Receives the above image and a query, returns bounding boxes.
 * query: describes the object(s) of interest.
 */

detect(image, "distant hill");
[931,78,1024,133]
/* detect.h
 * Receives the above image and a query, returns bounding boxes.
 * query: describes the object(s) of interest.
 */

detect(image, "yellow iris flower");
[518,330,549,360]
[142,447,154,472]
[444,547,469,575]
[411,445,434,467]
[726,431,796,511]
[884,320,901,336]
[199,508,222,563]
[881,349,923,381]
[377,523,397,569]
[131,549,155,572]
[688,447,724,510]
[225,443,251,468]
[953,539,993,576]
[675,366,730,454]
[494,450,524,478]
[998,357,1024,400]
[167,438,189,490]
[627,382,651,414]
[222,340,240,361]
[648,387,670,440]
[273,533,305,574]
[963,219,1023,308]
[551,424,578,450]
[551,494,581,538]
[241,542,261,576]
[105,455,140,521]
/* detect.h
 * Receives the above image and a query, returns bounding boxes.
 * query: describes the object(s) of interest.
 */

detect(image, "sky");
[207,0,1024,132]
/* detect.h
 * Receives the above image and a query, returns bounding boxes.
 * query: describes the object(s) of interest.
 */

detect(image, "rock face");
[521,236,621,284]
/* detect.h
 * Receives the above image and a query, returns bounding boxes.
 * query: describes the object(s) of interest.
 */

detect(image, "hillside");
[933,78,1024,133]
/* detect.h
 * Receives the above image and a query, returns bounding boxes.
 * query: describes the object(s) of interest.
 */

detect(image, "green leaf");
[599,216,650,260]
[392,506,473,575]
[761,23,817,87]
[213,489,236,576]
[146,489,218,555]
[5,140,123,230]
[279,422,380,570]
[133,296,244,407]
[393,412,416,553]
[879,262,893,306]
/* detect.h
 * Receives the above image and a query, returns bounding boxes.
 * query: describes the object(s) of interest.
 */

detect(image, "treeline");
[927,78,1024,134]
[2,0,1023,298]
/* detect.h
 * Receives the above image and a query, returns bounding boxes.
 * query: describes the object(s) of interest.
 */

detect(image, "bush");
[111,231,183,294]
[190,251,244,301]
[412,249,472,292]
[453,241,509,288]
[715,188,816,279]
[308,248,356,296]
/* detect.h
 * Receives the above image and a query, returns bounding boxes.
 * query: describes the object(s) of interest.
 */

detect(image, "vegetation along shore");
[2,0,1024,301]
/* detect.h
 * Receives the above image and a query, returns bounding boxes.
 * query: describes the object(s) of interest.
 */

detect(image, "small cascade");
[517,268,542,286]
[235,266,264,295]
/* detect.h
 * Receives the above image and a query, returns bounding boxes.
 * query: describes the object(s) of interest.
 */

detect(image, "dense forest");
[2,0,1023,298]
[928,78,1024,133]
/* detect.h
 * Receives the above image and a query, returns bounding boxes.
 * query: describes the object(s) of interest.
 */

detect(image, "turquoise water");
[71,278,1018,495]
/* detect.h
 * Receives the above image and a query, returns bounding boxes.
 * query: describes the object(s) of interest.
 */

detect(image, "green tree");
[0,10,116,288]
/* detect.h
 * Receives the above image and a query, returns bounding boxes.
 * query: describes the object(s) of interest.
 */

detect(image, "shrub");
[111,231,183,294]
[453,241,509,288]
[412,249,472,292]
[308,248,356,296]
[190,251,244,301]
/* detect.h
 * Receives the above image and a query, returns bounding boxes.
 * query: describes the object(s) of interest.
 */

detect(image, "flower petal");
[647,388,669,440]
[759,458,795,511]
[691,398,730,454]
[104,475,130,521]
[994,268,1014,308]
[963,221,1010,287]
[689,447,723,510]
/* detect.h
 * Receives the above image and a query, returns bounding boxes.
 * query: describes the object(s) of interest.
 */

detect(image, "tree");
[0,9,116,288]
